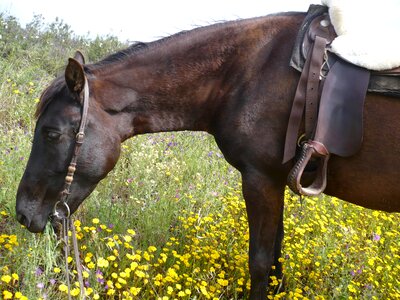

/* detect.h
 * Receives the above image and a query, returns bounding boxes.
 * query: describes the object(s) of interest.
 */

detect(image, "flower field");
[1,13,400,300]
[1,170,400,299]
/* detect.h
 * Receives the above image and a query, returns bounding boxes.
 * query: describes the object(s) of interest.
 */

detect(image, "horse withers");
[16,10,400,299]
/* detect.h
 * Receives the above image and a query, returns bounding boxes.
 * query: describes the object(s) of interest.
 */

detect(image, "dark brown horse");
[15,11,400,299]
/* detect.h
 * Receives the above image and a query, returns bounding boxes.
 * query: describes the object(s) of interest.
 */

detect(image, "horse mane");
[85,30,191,71]
[93,42,149,66]
[35,12,302,118]
[86,12,301,71]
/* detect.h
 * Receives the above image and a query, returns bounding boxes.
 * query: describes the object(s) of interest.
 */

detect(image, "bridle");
[53,76,90,219]
[52,75,90,300]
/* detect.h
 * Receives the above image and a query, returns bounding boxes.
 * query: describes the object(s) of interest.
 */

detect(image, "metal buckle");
[320,49,330,79]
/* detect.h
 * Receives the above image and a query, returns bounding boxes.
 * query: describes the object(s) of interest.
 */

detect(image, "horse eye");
[45,131,61,141]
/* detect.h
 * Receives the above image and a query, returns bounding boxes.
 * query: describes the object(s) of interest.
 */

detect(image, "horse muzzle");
[16,209,49,233]
[15,192,52,233]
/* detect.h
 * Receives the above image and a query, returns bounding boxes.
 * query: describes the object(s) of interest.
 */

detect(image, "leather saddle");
[284,5,400,196]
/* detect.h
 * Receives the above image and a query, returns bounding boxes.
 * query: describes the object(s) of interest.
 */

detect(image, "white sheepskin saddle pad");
[322,0,400,70]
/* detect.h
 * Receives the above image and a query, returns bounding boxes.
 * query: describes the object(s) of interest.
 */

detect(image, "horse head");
[16,52,121,232]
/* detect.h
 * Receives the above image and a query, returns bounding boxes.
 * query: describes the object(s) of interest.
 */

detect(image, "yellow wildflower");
[178,291,185,297]
[97,257,109,268]
[3,291,13,299]
[70,288,80,296]
[85,288,93,296]
[130,287,141,295]
[87,262,95,269]
[135,270,146,278]
[59,284,68,292]
[1,274,11,284]
[127,229,136,235]
[148,245,157,252]
[217,278,229,287]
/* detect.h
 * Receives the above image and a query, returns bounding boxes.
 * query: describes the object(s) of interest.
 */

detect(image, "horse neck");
[88,15,297,141]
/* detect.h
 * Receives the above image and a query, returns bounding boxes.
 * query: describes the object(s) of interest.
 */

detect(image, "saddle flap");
[314,58,370,157]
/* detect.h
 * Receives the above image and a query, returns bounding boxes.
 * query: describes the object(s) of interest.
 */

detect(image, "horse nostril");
[16,213,31,228]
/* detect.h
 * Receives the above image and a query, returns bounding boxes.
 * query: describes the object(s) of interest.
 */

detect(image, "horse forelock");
[35,76,66,119]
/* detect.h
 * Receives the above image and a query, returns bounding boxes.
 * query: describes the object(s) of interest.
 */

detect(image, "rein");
[52,76,89,300]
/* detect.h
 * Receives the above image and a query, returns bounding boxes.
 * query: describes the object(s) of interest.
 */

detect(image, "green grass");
[79,131,239,247]
[0,13,400,300]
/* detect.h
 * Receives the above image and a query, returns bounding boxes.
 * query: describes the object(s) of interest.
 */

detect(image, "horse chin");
[26,216,49,233]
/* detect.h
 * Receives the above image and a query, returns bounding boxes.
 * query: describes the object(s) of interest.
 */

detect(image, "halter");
[52,75,90,300]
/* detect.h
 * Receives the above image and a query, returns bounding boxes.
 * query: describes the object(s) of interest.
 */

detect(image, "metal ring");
[53,201,71,219]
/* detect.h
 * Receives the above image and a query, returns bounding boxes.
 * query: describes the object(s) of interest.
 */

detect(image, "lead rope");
[56,208,85,300]
[71,218,86,299]
[62,217,72,300]
[59,213,86,299]
[54,76,90,300]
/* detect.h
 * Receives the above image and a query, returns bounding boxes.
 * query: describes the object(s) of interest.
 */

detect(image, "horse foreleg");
[241,170,285,300]
[270,206,285,292]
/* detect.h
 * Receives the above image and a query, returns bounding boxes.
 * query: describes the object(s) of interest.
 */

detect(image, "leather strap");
[283,35,327,163]
[283,44,312,164]
[305,36,327,138]
[60,77,90,201]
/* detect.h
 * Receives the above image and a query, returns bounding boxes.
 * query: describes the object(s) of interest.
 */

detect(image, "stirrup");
[287,141,330,196]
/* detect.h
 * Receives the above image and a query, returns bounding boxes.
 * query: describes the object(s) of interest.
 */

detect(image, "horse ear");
[73,50,85,65]
[65,58,86,94]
